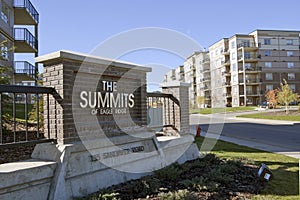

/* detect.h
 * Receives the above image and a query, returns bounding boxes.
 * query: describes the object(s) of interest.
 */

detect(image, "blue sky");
[27,0,300,89]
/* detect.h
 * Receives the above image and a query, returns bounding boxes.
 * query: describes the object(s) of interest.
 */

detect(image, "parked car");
[289,101,299,106]
[259,101,268,108]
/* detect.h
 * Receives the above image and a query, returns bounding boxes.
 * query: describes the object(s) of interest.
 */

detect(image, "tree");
[277,79,298,114]
[0,40,12,85]
[265,89,278,109]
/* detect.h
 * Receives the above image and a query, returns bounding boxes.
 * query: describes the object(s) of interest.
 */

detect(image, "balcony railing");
[244,91,264,96]
[202,66,210,72]
[201,58,210,64]
[203,77,211,82]
[14,61,36,79]
[14,0,39,23]
[238,66,262,72]
[237,55,260,61]
[239,78,262,84]
[237,42,257,48]
[14,28,38,52]
[222,71,231,76]
[221,60,230,66]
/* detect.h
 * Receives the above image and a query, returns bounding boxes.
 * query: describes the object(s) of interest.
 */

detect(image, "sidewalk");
[229,116,299,125]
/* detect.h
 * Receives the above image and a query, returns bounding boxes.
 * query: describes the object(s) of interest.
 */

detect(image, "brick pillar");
[36,50,151,145]
[161,81,190,134]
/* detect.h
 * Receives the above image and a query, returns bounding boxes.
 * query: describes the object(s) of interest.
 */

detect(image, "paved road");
[190,110,300,158]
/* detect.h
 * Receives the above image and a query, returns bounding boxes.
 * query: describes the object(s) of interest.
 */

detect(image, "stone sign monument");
[0,50,199,200]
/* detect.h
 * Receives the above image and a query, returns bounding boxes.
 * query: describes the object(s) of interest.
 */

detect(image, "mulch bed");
[1,120,45,164]
[84,154,266,200]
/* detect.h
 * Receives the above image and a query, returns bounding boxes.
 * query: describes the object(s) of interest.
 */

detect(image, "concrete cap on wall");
[35,50,152,72]
[160,81,190,88]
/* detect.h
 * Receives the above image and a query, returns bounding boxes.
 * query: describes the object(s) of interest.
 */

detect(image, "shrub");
[154,163,183,181]
[158,189,198,200]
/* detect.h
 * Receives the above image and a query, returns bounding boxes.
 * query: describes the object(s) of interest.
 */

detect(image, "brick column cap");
[160,81,190,88]
[35,50,152,72]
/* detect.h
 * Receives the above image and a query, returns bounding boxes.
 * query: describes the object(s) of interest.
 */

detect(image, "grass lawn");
[190,106,257,114]
[2,103,34,120]
[195,137,299,200]
[237,112,300,121]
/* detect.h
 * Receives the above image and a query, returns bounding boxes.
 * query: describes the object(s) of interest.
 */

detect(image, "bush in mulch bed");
[82,154,266,200]
[0,144,36,164]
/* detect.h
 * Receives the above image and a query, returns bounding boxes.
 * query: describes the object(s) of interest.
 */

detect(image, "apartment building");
[0,0,39,86]
[164,29,300,108]
[217,30,300,107]
[164,51,210,108]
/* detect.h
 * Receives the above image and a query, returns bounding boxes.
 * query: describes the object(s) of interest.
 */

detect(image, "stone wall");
[161,81,190,134]
[38,51,151,144]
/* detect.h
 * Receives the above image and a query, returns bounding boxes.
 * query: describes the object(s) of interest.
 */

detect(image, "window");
[232,75,237,83]
[288,73,295,80]
[287,62,294,68]
[290,84,296,92]
[245,63,251,70]
[220,47,224,54]
[265,62,272,68]
[1,2,10,24]
[231,41,236,49]
[265,50,271,56]
[244,52,251,59]
[264,38,271,45]
[266,84,273,91]
[231,63,237,71]
[286,39,293,45]
[266,73,273,80]
[231,52,236,60]
[287,51,293,56]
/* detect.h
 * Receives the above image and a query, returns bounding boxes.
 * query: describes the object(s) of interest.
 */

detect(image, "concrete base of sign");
[0,160,56,200]
[0,133,199,200]
[47,132,198,199]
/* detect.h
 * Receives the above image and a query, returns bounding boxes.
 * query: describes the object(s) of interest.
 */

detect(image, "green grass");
[237,113,300,121]
[195,137,299,200]
[190,106,256,114]
[2,103,34,120]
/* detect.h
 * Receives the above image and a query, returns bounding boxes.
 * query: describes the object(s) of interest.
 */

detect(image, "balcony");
[203,77,211,82]
[14,0,39,25]
[222,49,230,55]
[225,93,232,98]
[222,82,231,87]
[239,78,262,85]
[221,60,230,66]
[202,58,210,64]
[202,66,210,73]
[237,55,259,62]
[238,66,262,73]
[245,91,263,96]
[14,61,36,80]
[222,71,231,76]
[237,42,258,51]
[14,28,38,53]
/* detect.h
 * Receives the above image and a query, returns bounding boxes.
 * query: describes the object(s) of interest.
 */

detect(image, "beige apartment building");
[164,29,300,108]
[0,0,39,85]
[164,51,211,108]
